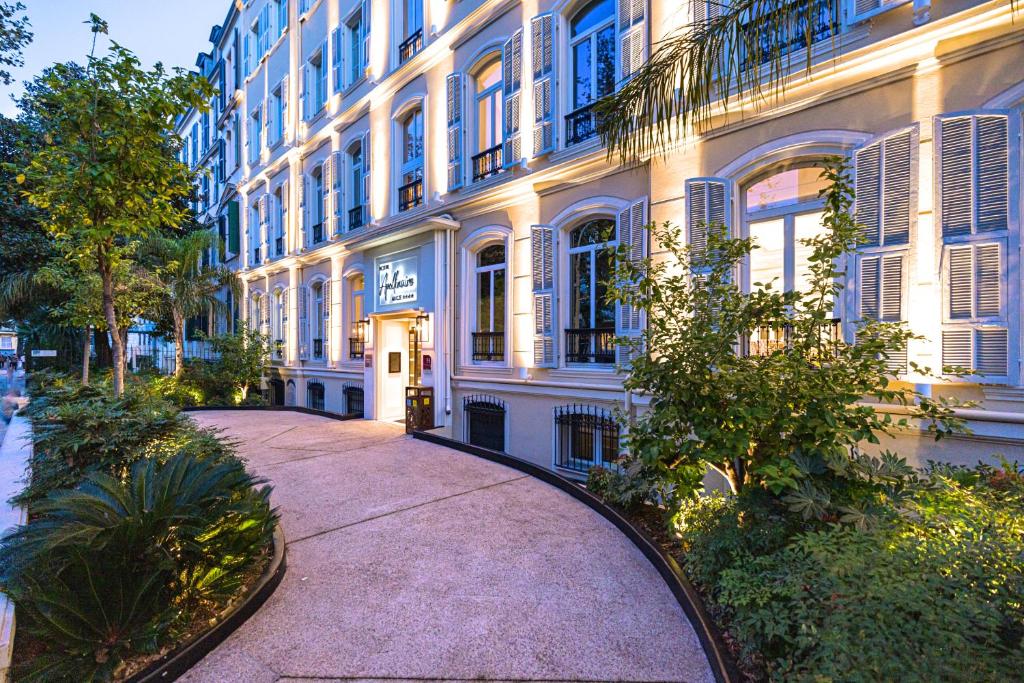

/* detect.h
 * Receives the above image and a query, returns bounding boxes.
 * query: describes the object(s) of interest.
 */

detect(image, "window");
[347,139,367,230]
[0,337,12,350]
[566,0,615,146]
[312,280,326,360]
[399,0,423,63]
[553,405,620,473]
[566,218,615,364]
[272,288,285,359]
[733,0,837,71]
[472,244,506,362]
[249,106,262,163]
[304,48,327,120]
[348,274,367,359]
[344,384,364,417]
[269,85,284,147]
[399,109,424,211]
[347,11,364,85]
[464,395,505,452]
[307,381,325,411]
[472,58,503,182]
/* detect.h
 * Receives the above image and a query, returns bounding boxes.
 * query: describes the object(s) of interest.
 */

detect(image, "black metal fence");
[398,178,423,212]
[738,318,843,357]
[565,102,599,147]
[565,327,615,364]
[471,331,504,362]
[399,29,423,64]
[343,384,364,417]
[738,0,837,71]
[307,381,325,411]
[472,144,503,182]
[464,395,505,452]
[553,404,621,474]
[348,205,365,231]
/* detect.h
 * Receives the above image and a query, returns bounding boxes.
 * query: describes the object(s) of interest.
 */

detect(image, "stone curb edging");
[411,430,742,683]
[0,416,31,683]
[125,523,288,683]
[181,405,359,422]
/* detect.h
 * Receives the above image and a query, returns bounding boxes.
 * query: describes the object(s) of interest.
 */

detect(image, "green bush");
[677,467,1024,682]
[1,452,276,681]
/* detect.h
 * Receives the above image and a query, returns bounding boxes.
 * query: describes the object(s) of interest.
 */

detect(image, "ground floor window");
[553,404,620,473]
[464,395,505,452]
[307,381,325,411]
[268,379,285,406]
[344,384,364,417]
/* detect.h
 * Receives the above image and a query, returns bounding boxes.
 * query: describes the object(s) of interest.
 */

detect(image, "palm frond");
[596,0,840,163]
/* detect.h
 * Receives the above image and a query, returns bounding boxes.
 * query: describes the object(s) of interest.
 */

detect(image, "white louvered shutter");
[850,0,912,24]
[324,279,332,365]
[502,31,523,168]
[281,76,290,142]
[362,132,371,221]
[446,72,464,190]
[323,154,335,237]
[947,246,974,319]
[617,0,646,80]
[332,151,343,230]
[260,295,270,337]
[258,196,269,262]
[855,128,913,247]
[298,175,308,248]
[686,178,729,257]
[263,99,272,150]
[531,225,555,367]
[531,14,554,156]
[939,114,1009,239]
[616,199,647,367]
[975,243,1001,317]
[301,62,310,121]
[361,0,370,71]
[298,284,310,360]
[281,179,290,253]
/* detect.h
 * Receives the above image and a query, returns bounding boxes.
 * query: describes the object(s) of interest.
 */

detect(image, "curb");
[126,523,288,683]
[411,430,742,683]
[181,405,358,422]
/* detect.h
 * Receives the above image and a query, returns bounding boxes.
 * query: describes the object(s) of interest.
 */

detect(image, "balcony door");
[567,218,616,364]
[567,0,615,146]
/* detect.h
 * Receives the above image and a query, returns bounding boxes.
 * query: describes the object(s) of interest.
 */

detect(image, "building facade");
[178,0,1024,476]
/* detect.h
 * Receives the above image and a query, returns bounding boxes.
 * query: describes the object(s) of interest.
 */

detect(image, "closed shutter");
[531,225,555,367]
[942,329,972,371]
[948,243,1002,320]
[686,178,729,257]
[281,75,290,142]
[323,154,335,237]
[975,243,1000,317]
[975,328,1008,375]
[939,114,1009,239]
[617,0,646,80]
[446,72,464,190]
[531,14,554,156]
[502,31,523,167]
[616,199,647,366]
[227,200,240,254]
[298,284,310,360]
[859,256,880,320]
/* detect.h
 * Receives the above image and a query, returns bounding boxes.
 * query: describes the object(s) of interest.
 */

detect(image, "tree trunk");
[173,309,185,378]
[94,327,112,368]
[98,249,124,396]
[81,325,91,385]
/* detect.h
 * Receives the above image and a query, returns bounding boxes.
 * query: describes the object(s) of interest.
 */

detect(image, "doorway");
[376,318,410,422]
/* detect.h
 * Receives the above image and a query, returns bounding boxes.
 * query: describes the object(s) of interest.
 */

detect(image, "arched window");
[471,244,506,362]
[567,218,616,364]
[464,395,506,451]
[272,288,285,359]
[348,273,367,359]
[472,57,503,181]
[312,165,325,243]
[249,292,262,332]
[312,281,326,360]
[553,404,620,473]
[307,380,325,411]
[567,0,616,146]
[347,139,366,229]
[399,109,424,211]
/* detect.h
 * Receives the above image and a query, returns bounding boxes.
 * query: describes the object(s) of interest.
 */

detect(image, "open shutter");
[531,225,555,367]
[502,31,523,168]
[332,150,343,231]
[258,196,269,263]
[617,0,646,81]
[332,28,343,93]
[298,284,310,360]
[686,178,729,257]
[281,75,290,142]
[281,179,289,252]
[939,114,1009,238]
[262,99,271,152]
[446,72,464,190]
[319,40,329,109]
[301,62,310,122]
[361,0,370,72]
[260,295,270,339]
[243,33,251,77]
[850,0,912,25]
[856,128,913,246]
[531,14,554,156]
[616,199,647,367]
[362,132,371,221]
[279,0,288,34]
[323,154,335,237]
[298,175,309,248]
[324,279,333,365]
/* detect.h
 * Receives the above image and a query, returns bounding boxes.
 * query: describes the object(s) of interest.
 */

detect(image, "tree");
[18,15,212,395]
[606,161,966,523]
[0,2,31,85]
[207,327,269,401]
[141,231,239,378]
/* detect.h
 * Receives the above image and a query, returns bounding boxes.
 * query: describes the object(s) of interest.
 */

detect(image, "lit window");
[566,0,615,146]
[399,109,424,211]
[473,244,505,362]
[472,58,503,182]
[312,166,325,243]
[567,218,616,364]
[312,281,326,360]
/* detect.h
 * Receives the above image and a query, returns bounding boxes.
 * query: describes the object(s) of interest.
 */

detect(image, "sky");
[0,0,229,117]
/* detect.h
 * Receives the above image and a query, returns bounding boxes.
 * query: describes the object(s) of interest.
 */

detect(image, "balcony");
[398,29,423,65]
[471,331,504,362]
[273,338,284,360]
[565,327,615,364]
[738,318,843,357]
[348,205,365,231]
[471,144,503,183]
[312,222,325,245]
[565,103,600,147]
[349,319,369,359]
[313,338,323,360]
[738,0,837,71]
[398,178,423,212]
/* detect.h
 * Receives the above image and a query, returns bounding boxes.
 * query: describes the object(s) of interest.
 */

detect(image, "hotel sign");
[377,254,418,306]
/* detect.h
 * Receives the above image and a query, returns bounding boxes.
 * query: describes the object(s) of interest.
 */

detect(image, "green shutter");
[228,200,240,255]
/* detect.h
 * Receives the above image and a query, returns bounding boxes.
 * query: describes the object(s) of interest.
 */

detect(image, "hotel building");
[177,0,1024,475]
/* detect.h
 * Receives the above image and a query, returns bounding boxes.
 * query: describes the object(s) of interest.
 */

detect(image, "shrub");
[1,452,276,681]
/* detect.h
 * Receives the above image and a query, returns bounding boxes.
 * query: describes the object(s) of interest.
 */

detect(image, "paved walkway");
[183,410,714,683]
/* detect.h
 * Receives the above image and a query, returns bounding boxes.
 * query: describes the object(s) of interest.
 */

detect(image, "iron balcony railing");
[273,338,284,360]
[471,331,504,362]
[738,0,837,71]
[565,327,616,364]
[312,222,325,245]
[554,404,621,474]
[313,338,323,359]
[398,178,423,212]
[471,144,503,182]
[348,205,365,231]
[399,29,423,64]
[349,319,369,359]
[565,102,600,147]
[738,318,843,357]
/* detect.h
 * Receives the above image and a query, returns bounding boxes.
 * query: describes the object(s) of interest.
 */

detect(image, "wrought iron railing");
[273,338,284,360]
[738,318,843,357]
[313,338,323,359]
[399,29,423,64]
[307,382,325,411]
[398,178,423,212]
[471,331,504,362]
[464,395,506,452]
[565,102,600,147]
[343,385,364,417]
[737,0,837,71]
[554,404,620,474]
[349,319,369,359]
[565,327,616,364]
[472,144,503,182]
[348,205,365,231]
[312,222,325,244]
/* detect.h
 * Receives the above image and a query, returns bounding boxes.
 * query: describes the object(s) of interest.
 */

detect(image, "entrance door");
[376,319,409,422]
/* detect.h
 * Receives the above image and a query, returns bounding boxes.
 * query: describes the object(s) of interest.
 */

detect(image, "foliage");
[676,466,1024,682]
[149,328,270,407]
[0,1,31,85]
[603,160,965,523]
[1,453,276,681]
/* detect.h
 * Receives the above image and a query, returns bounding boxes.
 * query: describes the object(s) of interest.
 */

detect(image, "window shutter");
[323,155,335,237]
[332,150,343,224]
[228,200,240,254]
[531,225,555,367]
[263,99,271,150]
[281,179,289,251]
[531,14,554,156]
[975,328,1008,375]
[260,296,270,336]
[975,243,1001,317]
[332,28,343,93]
[446,72,464,190]
[279,0,288,34]
[616,199,647,366]
[880,255,903,321]
[361,1,371,69]
[324,279,332,365]
[298,284,310,360]
[362,132,371,220]
[947,246,973,319]
[855,139,881,246]
[977,116,1009,233]
[617,0,646,80]
[942,329,971,370]
[502,31,523,168]
[299,175,309,248]
[258,196,269,262]
[855,128,913,247]
[686,178,729,257]
[243,33,251,76]
[939,114,1009,239]
[301,62,310,121]
[859,256,880,319]
[281,76,290,142]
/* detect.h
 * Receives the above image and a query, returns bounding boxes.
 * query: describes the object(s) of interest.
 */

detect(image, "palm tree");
[143,232,239,378]
[595,0,855,162]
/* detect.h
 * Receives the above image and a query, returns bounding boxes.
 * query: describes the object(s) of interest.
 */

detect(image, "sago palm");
[144,231,239,377]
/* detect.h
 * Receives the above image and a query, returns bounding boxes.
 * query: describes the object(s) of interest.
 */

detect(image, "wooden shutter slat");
[880,254,903,321]
[975,328,1008,375]
[975,243,1001,317]
[948,246,973,319]
[939,117,973,238]
[855,141,881,247]
[977,115,1009,233]
[882,130,911,245]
